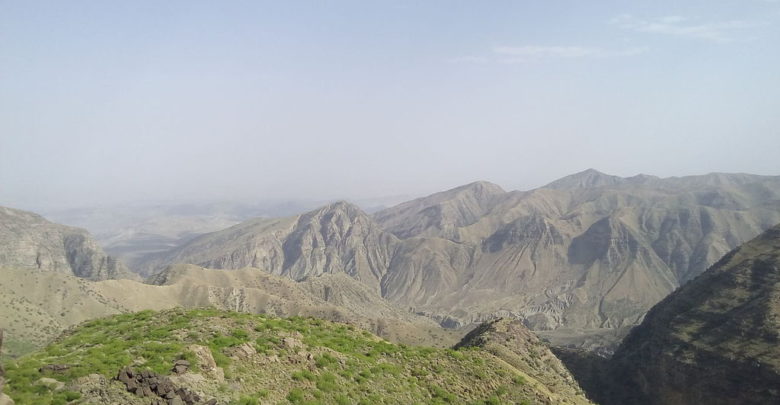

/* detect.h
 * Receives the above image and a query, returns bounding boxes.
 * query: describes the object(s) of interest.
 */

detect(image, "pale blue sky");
[2,1,779,209]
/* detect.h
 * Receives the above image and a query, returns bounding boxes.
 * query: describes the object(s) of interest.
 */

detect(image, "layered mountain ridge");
[140,170,780,349]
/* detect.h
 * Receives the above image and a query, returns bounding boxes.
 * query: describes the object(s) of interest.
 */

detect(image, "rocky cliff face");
[142,171,780,349]
[592,224,780,405]
[0,206,135,281]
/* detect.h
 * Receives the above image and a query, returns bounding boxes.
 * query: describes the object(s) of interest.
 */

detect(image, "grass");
[3,308,540,404]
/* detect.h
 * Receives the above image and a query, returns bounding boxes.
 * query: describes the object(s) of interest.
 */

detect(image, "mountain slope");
[0,207,135,281]
[140,202,398,292]
[596,223,780,405]
[374,181,506,240]
[3,308,592,404]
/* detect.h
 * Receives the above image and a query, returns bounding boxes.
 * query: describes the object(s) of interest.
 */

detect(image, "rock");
[68,373,107,391]
[39,364,70,373]
[229,342,256,360]
[172,359,190,375]
[188,345,216,370]
[115,366,208,405]
[187,345,224,382]
[37,377,65,391]
[0,393,14,405]
[282,337,304,350]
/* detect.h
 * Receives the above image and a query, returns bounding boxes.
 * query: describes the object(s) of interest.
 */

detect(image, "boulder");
[187,345,224,382]
[172,360,190,375]
[37,377,65,391]
[228,342,256,360]
[39,364,70,374]
[0,394,14,405]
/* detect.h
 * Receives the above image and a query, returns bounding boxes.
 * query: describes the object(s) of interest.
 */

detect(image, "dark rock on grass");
[172,360,190,375]
[116,366,208,405]
[38,364,70,374]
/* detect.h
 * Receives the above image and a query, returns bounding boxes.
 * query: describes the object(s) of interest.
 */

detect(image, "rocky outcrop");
[586,224,780,405]
[116,366,214,405]
[0,206,135,280]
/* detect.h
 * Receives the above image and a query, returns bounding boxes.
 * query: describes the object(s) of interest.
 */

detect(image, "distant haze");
[2,1,779,210]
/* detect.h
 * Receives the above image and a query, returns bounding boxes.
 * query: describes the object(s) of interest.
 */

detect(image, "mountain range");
[134,169,780,349]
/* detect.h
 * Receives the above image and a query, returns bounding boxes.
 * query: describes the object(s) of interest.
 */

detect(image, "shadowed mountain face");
[585,223,780,405]
[0,207,135,281]
[141,170,780,348]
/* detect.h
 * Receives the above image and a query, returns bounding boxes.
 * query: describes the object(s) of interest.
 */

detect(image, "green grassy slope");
[3,308,591,404]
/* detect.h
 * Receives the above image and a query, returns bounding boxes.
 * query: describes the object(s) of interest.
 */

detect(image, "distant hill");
[2,308,592,404]
[0,206,136,281]
[142,170,780,350]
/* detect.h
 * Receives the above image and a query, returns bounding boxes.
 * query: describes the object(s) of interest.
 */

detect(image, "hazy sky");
[2,1,779,209]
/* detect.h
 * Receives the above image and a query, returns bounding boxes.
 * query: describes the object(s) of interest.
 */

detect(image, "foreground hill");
[573,223,780,404]
[141,171,780,350]
[0,264,454,358]
[0,207,135,281]
[2,308,592,404]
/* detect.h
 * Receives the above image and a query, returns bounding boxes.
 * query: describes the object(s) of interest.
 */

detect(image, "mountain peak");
[543,169,625,190]
[373,181,505,239]
[312,200,367,219]
[455,180,505,194]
